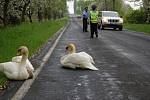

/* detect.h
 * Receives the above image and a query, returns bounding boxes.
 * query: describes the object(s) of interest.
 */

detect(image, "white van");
[98,11,123,31]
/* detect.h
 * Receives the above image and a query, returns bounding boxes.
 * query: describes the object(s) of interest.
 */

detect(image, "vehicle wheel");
[101,24,104,30]
[119,26,123,31]
[114,28,117,30]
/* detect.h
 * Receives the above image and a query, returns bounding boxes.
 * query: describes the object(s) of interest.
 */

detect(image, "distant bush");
[125,9,147,24]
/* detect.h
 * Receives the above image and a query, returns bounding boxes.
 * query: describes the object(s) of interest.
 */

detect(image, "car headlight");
[102,17,108,23]
[119,18,123,23]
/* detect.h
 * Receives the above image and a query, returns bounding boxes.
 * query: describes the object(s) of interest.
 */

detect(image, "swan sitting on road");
[12,47,34,72]
[60,43,98,70]
[0,46,33,80]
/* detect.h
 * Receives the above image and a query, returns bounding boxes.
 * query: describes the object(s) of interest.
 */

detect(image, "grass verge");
[0,17,68,87]
[124,23,150,34]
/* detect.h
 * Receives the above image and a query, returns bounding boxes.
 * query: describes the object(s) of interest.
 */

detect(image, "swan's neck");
[68,44,76,54]
[21,54,28,63]
[69,49,76,54]
[69,51,75,54]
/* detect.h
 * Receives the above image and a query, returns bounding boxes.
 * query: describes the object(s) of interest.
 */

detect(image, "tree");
[0,0,67,27]
[0,0,10,26]
[128,0,150,23]
[21,0,31,22]
[143,0,150,23]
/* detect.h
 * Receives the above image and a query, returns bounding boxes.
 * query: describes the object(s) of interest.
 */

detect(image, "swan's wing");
[60,54,78,68]
[61,53,82,65]
[71,53,98,70]
[60,55,68,64]
[62,53,98,70]
[12,56,22,63]
[78,52,95,64]
[62,53,92,65]
[83,63,99,70]
[68,53,85,63]
[60,53,98,70]
[12,56,34,72]
[26,60,34,72]
[1,62,19,74]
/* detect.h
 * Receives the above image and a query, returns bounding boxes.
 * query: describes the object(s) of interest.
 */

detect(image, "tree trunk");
[21,8,26,22]
[3,0,9,26]
[27,10,32,23]
[21,0,30,22]
[38,9,42,22]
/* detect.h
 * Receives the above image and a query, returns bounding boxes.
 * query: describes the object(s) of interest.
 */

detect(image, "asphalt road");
[23,16,150,100]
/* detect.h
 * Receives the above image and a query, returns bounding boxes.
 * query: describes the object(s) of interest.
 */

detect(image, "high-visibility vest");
[90,11,99,23]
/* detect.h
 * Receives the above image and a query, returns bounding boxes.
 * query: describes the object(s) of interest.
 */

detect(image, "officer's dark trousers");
[90,23,98,38]
[83,18,88,32]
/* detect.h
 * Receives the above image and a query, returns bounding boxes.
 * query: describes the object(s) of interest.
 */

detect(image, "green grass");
[0,17,68,86]
[124,23,150,34]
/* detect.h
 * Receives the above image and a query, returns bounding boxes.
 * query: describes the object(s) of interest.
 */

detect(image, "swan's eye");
[66,47,68,50]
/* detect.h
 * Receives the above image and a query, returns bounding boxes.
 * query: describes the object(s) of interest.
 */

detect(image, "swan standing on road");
[60,43,98,70]
[0,46,33,80]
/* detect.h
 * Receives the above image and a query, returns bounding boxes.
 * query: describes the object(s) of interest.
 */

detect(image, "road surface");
[23,16,150,100]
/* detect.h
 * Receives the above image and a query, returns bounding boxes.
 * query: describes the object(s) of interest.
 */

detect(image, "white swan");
[60,43,98,70]
[0,46,33,80]
[12,49,34,72]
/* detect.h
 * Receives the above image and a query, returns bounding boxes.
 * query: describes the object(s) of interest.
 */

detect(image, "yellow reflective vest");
[90,11,99,23]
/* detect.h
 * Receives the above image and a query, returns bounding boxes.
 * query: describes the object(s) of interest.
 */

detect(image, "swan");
[60,43,98,70]
[0,46,33,80]
[12,47,34,72]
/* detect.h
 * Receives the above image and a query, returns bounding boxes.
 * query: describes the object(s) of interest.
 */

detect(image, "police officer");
[82,7,89,32]
[89,5,99,38]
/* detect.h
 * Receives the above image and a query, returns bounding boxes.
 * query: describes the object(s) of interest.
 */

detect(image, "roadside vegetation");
[124,23,150,34]
[0,0,67,27]
[0,17,68,87]
[124,8,150,34]
[0,0,67,88]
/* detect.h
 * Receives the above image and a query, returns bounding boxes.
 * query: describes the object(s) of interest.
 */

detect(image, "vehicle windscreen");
[102,12,119,17]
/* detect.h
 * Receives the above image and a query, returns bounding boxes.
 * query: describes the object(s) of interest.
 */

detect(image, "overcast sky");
[124,0,142,10]
[67,0,74,14]
[67,0,143,14]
